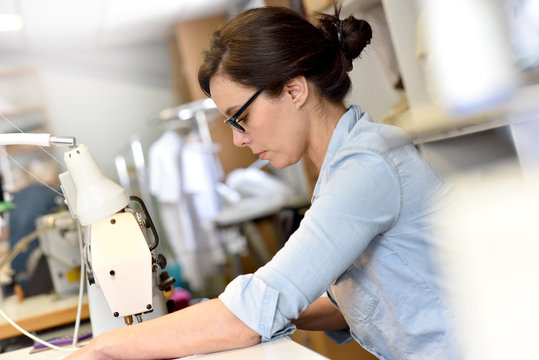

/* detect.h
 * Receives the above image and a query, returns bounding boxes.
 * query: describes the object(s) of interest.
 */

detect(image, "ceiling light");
[0,14,24,32]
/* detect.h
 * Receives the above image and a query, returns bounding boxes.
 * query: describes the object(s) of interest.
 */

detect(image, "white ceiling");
[0,0,236,51]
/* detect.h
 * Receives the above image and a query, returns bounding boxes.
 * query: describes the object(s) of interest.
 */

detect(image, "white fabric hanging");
[149,131,184,204]
[149,130,225,293]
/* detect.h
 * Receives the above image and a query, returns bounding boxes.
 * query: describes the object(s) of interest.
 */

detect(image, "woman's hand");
[64,343,96,360]
[64,333,118,360]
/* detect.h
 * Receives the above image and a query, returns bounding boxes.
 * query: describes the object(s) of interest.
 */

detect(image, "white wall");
[1,41,176,179]
[42,69,172,177]
[346,4,403,123]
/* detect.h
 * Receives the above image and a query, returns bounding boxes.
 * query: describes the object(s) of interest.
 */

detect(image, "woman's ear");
[283,76,309,110]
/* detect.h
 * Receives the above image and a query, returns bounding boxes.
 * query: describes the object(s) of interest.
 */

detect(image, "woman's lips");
[256,151,267,160]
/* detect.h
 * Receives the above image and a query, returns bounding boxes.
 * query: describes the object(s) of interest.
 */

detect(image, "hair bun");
[318,11,372,71]
[341,17,372,60]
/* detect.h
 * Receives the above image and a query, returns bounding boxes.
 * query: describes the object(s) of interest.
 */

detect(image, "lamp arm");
[0,133,75,147]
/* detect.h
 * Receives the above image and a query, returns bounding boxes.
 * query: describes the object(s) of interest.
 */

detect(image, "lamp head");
[63,145,129,226]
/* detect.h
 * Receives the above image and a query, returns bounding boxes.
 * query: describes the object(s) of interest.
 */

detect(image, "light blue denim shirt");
[219,106,460,359]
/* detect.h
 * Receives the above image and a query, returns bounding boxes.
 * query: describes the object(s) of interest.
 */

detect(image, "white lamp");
[62,144,129,226]
[0,133,167,336]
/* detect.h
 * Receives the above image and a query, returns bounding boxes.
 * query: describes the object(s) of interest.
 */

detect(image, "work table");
[0,337,328,359]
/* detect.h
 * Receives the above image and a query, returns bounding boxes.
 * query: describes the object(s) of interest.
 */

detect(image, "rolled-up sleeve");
[218,274,296,341]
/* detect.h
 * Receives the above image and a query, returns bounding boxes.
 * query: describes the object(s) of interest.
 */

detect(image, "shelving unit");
[377,0,539,146]
[392,81,539,145]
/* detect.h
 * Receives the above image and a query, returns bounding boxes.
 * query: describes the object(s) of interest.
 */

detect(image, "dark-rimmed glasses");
[223,88,264,133]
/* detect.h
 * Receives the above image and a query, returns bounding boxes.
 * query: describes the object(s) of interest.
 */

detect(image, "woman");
[66,5,459,360]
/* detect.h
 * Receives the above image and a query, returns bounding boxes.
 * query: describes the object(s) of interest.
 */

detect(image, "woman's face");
[209,73,308,169]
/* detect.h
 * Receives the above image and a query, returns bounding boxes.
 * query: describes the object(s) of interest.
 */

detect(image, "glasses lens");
[225,119,244,132]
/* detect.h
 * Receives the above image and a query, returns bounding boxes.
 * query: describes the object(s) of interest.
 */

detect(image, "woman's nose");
[232,130,251,147]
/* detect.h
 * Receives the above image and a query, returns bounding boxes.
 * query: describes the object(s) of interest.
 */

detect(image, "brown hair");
[198,6,372,104]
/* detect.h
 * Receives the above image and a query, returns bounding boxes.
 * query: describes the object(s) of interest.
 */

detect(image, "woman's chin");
[269,159,295,169]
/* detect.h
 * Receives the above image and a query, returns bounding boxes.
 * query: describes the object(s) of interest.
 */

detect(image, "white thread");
[0,147,64,198]
[0,111,66,197]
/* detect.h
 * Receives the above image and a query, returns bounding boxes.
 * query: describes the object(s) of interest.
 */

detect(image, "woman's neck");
[306,101,347,171]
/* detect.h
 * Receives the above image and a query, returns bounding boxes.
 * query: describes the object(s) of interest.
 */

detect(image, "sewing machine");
[35,210,81,298]
[0,133,173,336]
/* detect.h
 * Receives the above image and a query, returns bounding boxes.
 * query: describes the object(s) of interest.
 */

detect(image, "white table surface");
[0,337,329,359]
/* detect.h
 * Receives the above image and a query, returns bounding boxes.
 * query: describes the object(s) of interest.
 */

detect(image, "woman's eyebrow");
[224,105,239,117]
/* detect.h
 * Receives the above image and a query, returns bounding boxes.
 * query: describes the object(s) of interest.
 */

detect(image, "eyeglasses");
[223,88,264,133]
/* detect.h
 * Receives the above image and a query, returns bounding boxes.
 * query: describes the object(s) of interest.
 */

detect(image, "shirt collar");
[312,105,363,199]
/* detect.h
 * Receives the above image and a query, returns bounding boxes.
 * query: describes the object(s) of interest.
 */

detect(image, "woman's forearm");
[64,298,260,360]
[292,297,348,331]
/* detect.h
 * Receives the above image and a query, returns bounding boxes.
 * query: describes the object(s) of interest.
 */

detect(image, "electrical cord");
[71,221,87,347]
[0,225,52,270]
[0,308,79,352]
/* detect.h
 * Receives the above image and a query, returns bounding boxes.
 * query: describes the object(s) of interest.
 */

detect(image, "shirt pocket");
[330,267,379,324]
